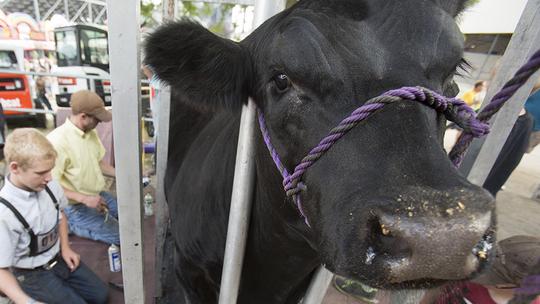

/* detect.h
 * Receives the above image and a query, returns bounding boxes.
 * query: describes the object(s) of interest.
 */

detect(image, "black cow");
[145,0,495,303]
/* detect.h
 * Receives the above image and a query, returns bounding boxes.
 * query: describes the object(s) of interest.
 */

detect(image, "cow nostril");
[366,217,412,264]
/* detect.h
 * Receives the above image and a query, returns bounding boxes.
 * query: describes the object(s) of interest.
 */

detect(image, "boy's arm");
[0,268,34,304]
[59,211,80,271]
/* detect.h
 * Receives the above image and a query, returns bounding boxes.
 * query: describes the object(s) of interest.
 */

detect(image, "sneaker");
[333,276,378,303]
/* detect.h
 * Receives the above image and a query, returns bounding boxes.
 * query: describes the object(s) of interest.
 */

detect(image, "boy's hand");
[82,195,106,210]
[61,247,80,272]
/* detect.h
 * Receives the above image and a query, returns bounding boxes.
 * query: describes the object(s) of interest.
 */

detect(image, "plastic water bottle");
[142,176,151,188]
[144,193,154,217]
[108,244,121,272]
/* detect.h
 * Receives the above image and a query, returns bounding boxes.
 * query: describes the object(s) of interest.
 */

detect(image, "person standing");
[47,90,120,245]
[0,128,108,304]
[461,80,486,110]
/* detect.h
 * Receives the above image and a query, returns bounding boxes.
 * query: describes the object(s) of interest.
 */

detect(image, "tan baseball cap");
[70,90,112,122]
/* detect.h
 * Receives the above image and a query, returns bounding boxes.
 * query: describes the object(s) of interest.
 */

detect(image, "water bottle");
[142,176,150,188]
[108,244,121,272]
[144,193,154,217]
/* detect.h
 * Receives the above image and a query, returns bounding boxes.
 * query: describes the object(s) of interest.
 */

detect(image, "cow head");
[145,0,495,289]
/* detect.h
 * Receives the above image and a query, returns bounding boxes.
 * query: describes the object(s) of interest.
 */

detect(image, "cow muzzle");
[365,209,494,284]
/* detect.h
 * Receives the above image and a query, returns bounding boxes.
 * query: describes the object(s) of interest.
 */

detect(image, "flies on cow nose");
[273,73,291,92]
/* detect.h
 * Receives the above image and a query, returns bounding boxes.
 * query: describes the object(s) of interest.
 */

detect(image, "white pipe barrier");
[3,108,56,114]
[106,0,146,303]
[0,68,110,80]
[218,1,285,303]
[302,267,334,304]
[153,85,171,298]
[218,98,257,304]
[0,69,151,85]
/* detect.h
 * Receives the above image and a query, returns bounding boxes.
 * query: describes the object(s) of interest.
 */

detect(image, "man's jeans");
[64,192,120,245]
[13,259,108,304]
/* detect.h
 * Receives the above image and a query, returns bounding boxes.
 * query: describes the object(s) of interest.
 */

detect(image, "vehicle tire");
[33,114,47,129]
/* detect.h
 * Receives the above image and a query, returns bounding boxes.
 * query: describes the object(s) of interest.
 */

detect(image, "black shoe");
[333,276,378,303]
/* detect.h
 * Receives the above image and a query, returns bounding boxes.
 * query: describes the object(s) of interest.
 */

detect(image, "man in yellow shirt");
[47,90,119,245]
[461,80,486,110]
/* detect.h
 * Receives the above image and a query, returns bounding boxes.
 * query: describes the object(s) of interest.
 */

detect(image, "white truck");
[53,24,111,107]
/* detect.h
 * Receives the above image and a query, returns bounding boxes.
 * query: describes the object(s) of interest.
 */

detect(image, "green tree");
[465,0,481,8]
[141,0,158,28]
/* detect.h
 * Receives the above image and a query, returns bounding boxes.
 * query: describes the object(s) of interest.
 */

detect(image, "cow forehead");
[246,0,464,87]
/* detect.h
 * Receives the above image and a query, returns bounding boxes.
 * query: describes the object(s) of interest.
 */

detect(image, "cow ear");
[143,20,252,110]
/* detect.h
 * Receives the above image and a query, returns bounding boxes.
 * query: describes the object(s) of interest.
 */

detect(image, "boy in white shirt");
[0,128,107,304]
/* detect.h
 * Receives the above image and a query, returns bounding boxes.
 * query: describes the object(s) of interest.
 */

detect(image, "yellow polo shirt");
[47,118,106,204]
[461,90,476,106]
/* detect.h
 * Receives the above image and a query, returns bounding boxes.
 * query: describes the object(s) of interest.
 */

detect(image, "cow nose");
[366,210,494,283]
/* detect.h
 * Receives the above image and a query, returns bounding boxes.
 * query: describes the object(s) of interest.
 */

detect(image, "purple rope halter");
[258,48,540,226]
[257,87,488,226]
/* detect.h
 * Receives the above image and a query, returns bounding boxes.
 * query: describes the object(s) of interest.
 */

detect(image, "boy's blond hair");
[4,128,57,169]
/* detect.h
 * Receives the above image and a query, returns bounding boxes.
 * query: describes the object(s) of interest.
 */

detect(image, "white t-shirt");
[0,178,68,269]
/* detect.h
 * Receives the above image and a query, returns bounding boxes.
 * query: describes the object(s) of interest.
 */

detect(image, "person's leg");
[53,259,109,304]
[13,269,86,304]
[100,191,118,219]
[64,203,120,245]
[484,113,534,196]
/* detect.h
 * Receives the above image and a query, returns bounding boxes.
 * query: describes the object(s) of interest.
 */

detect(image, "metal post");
[217,0,285,299]
[475,34,499,81]
[218,98,257,304]
[302,267,334,304]
[88,2,93,23]
[106,0,146,302]
[467,0,540,186]
[33,0,41,22]
[218,1,285,302]
[154,85,171,298]
[64,0,70,20]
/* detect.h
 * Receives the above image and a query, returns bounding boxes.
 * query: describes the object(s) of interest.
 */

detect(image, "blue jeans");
[13,259,108,304]
[64,192,120,245]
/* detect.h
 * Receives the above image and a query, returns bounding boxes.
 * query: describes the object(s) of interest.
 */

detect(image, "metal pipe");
[218,1,285,302]
[3,108,56,114]
[0,69,109,80]
[474,34,499,81]
[302,267,334,304]
[153,85,171,297]
[218,98,257,304]
[106,0,146,302]
[88,2,93,23]
[33,0,41,22]
[63,0,70,20]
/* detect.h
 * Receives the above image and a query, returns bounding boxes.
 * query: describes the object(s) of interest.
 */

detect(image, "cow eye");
[273,73,290,92]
